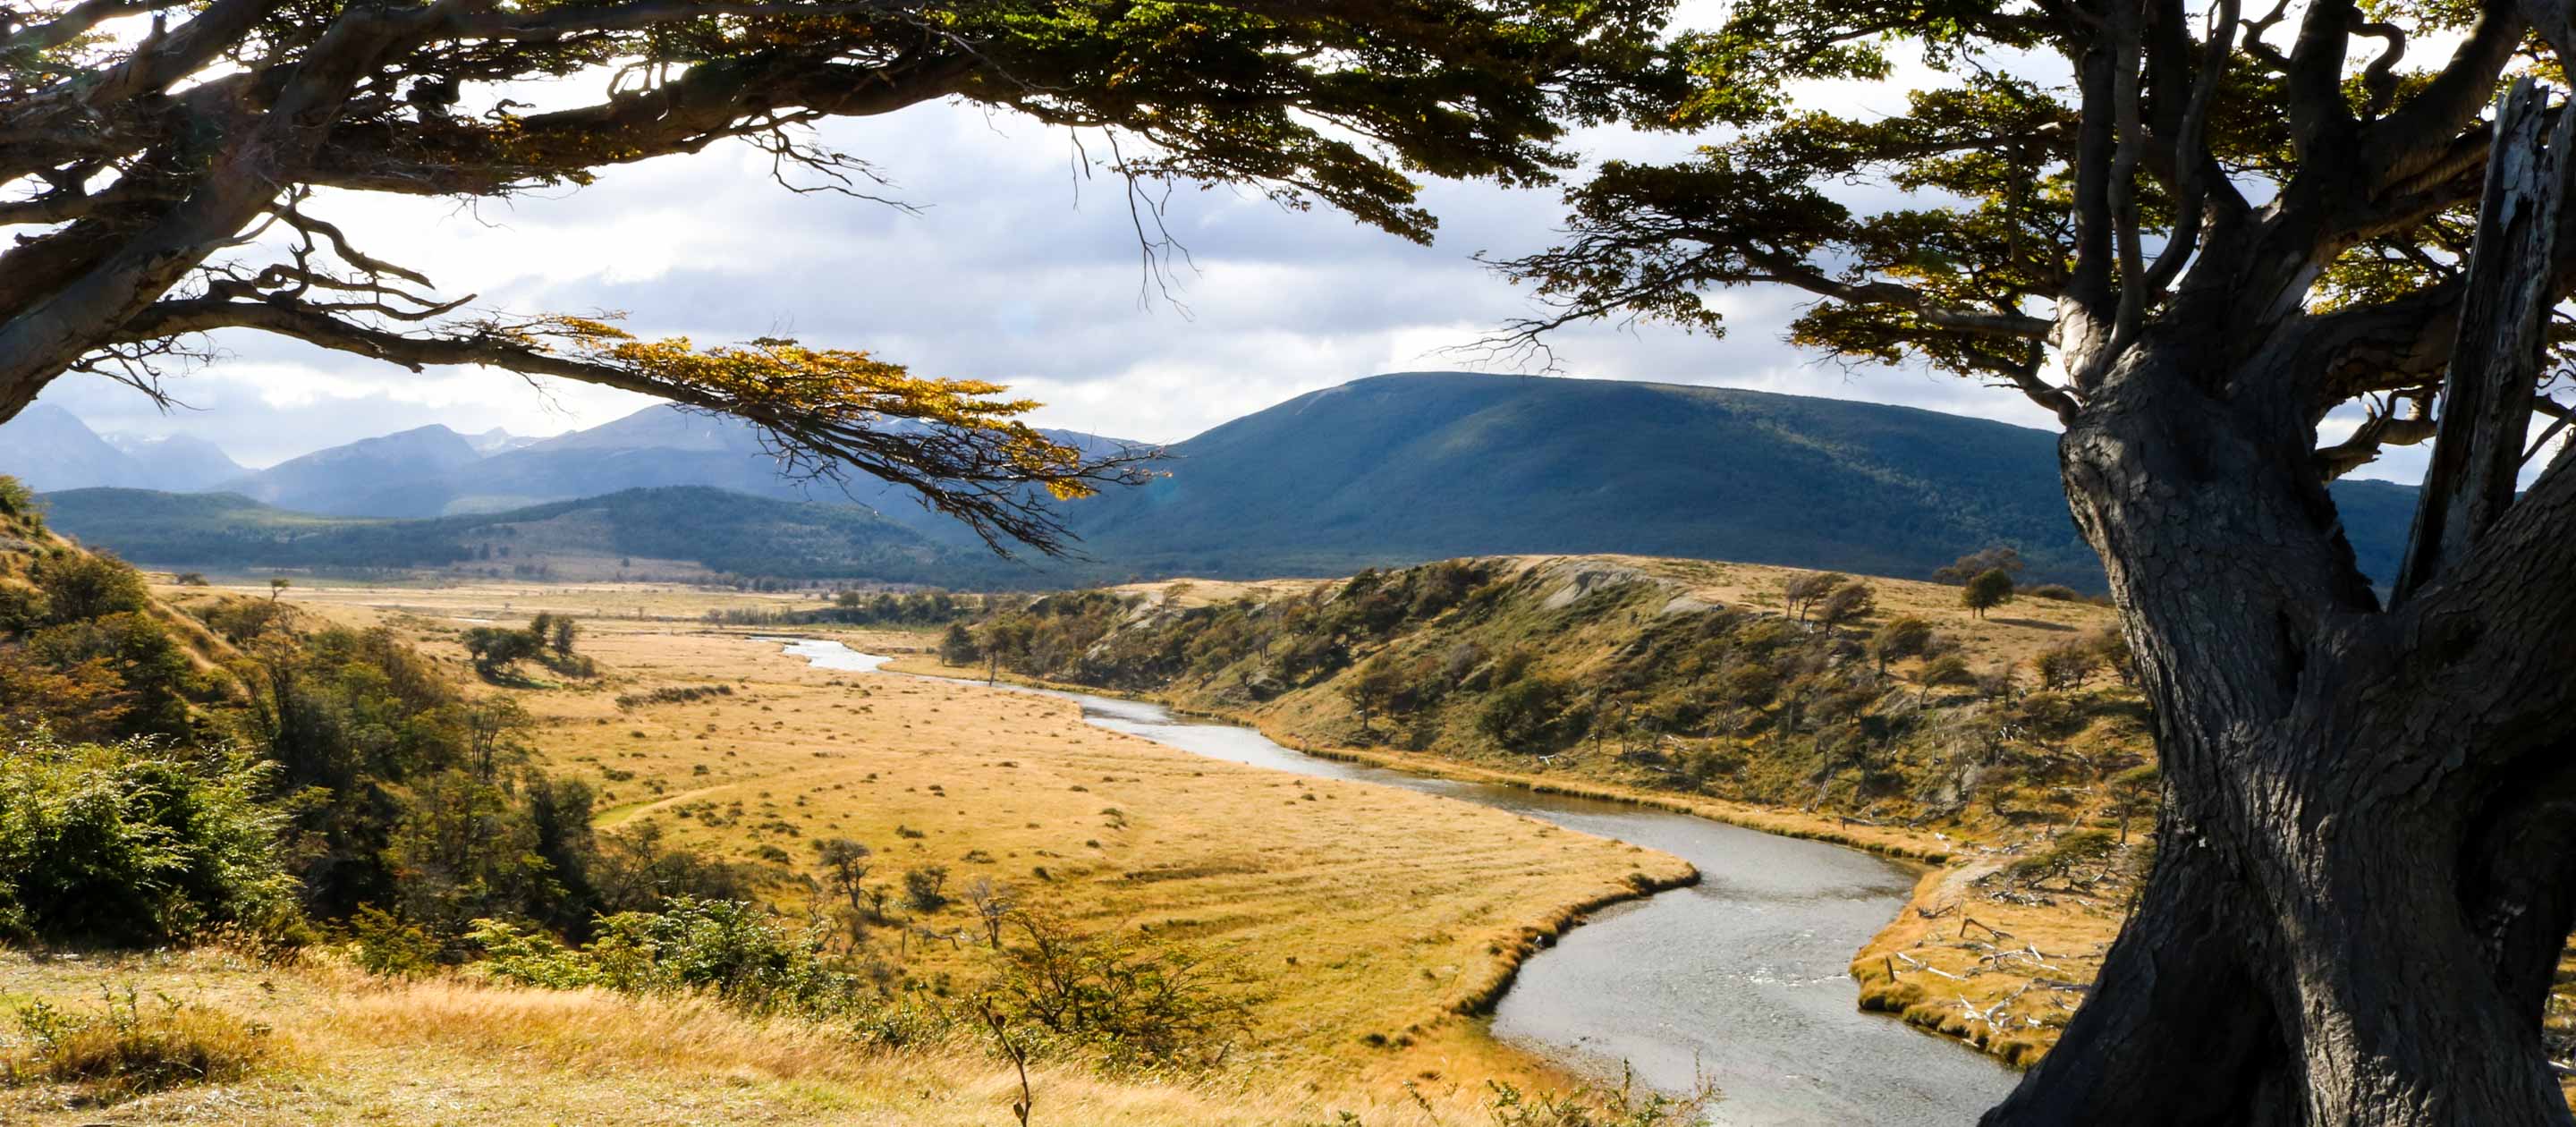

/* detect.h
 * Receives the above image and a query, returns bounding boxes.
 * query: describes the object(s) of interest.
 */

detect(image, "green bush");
[476,898,859,1016]
[348,905,440,977]
[0,734,293,947]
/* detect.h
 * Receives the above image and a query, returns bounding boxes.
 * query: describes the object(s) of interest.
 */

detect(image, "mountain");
[0,403,149,491]
[464,428,538,455]
[1057,372,2419,589]
[216,425,486,515]
[109,433,248,491]
[39,486,974,583]
[199,405,1138,542]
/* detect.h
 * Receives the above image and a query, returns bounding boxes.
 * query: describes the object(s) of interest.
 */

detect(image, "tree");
[0,1,1677,553]
[1816,580,1878,630]
[1916,654,1976,707]
[267,578,291,603]
[2035,642,2099,691]
[1869,615,1936,674]
[1932,547,2027,587]
[462,626,541,678]
[1490,3,2576,1120]
[1962,569,2015,620]
[1780,572,1843,623]
[936,623,980,667]
[1341,654,1410,738]
[548,616,579,660]
[963,877,1017,949]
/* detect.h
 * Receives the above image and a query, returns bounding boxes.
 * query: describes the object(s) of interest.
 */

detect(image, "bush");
[0,734,293,947]
[0,475,38,521]
[2004,829,2119,887]
[987,910,1252,1068]
[348,905,439,978]
[1476,675,1576,752]
[902,865,951,911]
[2027,583,2085,601]
[4,987,275,1099]
[474,898,859,1016]
[28,550,150,625]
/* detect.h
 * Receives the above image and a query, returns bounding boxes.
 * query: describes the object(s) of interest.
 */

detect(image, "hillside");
[919,555,2575,1079]
[39,486,979,584]
[1059,372,2420,589]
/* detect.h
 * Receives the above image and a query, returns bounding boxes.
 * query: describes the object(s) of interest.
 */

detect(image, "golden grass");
[527,628,1693,1074]
[0,950,1546,1126]
[115,585,1702,1119]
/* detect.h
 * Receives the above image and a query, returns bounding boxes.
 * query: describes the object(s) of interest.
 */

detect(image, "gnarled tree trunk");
[1983,81,2576,1127]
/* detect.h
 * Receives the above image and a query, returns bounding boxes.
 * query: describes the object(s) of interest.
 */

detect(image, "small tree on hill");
[1341,655,1410,739]
[1962,569,2015,620]
[1817,580,1877,630]
[1917,655,1975,706]
[1870,616,1936,674]
[1780,572,1844,623]
[549,617,579,660]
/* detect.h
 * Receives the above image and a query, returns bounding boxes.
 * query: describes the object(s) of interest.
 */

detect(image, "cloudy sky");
[28,14,2462,485]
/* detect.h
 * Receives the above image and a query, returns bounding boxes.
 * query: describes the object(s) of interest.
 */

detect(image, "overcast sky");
[29,15,2454,485]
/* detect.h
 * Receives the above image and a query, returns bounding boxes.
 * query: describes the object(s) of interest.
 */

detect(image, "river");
[773,638,2016,1125]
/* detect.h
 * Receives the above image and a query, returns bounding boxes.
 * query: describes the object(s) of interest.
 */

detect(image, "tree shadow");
[1987,616,2079,632]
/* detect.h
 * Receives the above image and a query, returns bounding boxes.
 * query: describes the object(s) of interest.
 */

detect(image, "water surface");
[775,640,2016,1125]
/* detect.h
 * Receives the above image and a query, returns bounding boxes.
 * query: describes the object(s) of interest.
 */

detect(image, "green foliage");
[27,549,149,625]
[0,734,293,947]
[937,622,980,665]
[0,475,38,522]
[462,625,544,677]
[1476,675,1579,753]
[474,898,859,1015]
[1962,568,2015,617]
[986,910,1253,1069]
[4,987,274,1099]
[348,904,439,978]
[902,865,951,912]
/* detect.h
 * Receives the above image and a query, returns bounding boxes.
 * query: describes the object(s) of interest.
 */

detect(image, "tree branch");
[2395,80,2572,602]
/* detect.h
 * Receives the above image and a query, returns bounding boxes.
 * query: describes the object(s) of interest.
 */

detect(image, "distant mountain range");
[0,403,248,492]
[39,486,969,584]
[14,372,2425,589]
[1061,373,2419,589]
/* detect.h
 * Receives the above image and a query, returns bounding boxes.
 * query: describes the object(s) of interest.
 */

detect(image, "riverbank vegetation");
[905,552,2576,1089]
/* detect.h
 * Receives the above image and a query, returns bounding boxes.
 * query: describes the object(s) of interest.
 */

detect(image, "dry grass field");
[9,582,1699,1123]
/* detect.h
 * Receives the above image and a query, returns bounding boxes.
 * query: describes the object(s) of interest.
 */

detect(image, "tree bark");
[1975,330,2576,1127]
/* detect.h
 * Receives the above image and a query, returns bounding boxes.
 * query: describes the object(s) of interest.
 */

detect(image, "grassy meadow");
[2,578,1697,1124]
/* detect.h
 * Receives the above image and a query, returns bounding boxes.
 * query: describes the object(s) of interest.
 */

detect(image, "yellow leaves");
[520,314,1095,497]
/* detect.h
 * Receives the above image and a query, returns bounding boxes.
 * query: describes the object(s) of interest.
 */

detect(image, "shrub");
[28,550,150,624]
[987,910,1252,1068]
[902,865,951,911]
[348,905,439,978]
[0,475,38,521]
[2004,829,2120,887]
[477,899,859,1016]
[0,734,293,947]
[1476,675,1575,752]
[4,987,274,1099]
[2027,583,2085,601]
